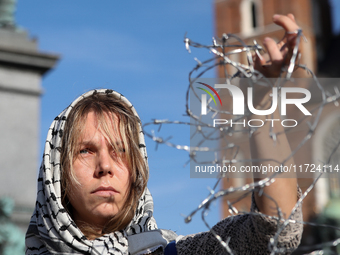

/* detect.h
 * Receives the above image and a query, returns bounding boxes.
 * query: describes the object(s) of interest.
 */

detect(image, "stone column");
[0,27,59,231]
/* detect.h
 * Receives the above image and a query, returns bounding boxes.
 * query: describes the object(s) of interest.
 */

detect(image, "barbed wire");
[143,29,340,254]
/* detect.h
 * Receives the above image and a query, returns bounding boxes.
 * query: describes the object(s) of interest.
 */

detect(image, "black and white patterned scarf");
[25,89,172,255]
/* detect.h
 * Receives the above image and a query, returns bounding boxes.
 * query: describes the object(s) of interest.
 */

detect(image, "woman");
[26,14,303,254]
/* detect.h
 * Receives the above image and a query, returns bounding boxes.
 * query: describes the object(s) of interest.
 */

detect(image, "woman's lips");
[92,186,117,196]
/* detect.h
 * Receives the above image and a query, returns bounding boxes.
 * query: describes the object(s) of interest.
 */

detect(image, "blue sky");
[16,1,219,235]
[331,0,340,33]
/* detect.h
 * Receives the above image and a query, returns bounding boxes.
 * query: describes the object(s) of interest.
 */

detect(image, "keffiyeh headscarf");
[25,89,175,255]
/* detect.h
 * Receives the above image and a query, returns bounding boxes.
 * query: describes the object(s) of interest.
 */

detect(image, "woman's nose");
[95,150,114,177]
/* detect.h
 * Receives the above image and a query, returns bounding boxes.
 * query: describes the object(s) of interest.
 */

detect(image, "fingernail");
[273,14,280,20]
[263,37,271,43]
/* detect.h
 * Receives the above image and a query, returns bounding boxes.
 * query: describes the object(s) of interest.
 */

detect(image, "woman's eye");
[79,149,89,154]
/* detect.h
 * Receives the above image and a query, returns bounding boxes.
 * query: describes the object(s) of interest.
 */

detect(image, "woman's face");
[68,111,130,229]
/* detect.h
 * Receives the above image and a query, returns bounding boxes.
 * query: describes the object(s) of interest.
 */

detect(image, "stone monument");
[0,0,59,234]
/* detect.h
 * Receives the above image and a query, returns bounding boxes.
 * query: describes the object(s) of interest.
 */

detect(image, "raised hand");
[254,14,301,78]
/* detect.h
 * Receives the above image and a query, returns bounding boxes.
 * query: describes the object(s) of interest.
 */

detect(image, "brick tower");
[215,1,340,250]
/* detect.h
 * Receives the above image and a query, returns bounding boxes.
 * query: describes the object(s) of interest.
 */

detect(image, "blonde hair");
[60,92,148,239]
